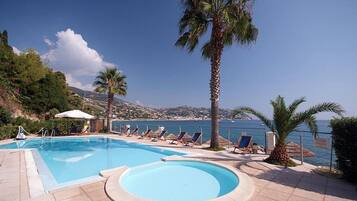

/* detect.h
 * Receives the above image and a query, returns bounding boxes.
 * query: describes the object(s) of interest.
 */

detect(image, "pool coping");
[24,149,46,197]
[104,157,255,201]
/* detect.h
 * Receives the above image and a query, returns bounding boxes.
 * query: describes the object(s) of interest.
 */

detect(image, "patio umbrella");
[55,110,94,119]
[55,110,95,134]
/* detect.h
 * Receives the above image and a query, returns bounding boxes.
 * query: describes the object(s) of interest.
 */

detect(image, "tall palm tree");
[175,0,258,149]
[232,96,344,165]
[93,67,127,132]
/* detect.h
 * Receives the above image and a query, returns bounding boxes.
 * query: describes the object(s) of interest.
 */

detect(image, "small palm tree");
[93,67,127,132]
[232,96,343,166]
[176,0,258,149]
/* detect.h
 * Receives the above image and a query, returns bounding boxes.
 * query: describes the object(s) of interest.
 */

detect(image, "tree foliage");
[23,72,69,113]
[0,30,79,116]
[175,0,258,58]
[93,67,127,96]
[232,96,344,165]
[93,67,127,131]
[0,106,12,126]
[175,0,258,149]
[331,117,357,182]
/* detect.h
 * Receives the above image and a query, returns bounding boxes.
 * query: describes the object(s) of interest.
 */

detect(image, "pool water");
[120,161,239,201]
[0,137,184,188]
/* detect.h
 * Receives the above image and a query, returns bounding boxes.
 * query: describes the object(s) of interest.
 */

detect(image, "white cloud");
[42,28,114,90]
[12,46,21,55]
[65,74,94,91]
[44,37,53,46]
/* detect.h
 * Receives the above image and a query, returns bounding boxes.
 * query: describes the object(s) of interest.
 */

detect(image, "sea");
[112,120,334,167]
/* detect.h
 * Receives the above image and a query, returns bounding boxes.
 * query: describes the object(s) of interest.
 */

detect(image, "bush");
[10,117,83,136]
[331,117,357,183]
[0,106,12,126]
[0,125,17,140]
[0,117,85,140]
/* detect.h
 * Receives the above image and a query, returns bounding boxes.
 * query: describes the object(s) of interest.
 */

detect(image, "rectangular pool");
[0,137,184,189]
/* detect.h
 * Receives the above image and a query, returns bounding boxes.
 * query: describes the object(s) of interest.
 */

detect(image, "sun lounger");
[233,134,253,153]
[182,132,202,146]
[150,126,165,138]
[127,128,139,137]
[151,130,167,142]
[81,125,89,134]
[138,129,152,139]
[169,132,187,144]
[121,127,130,135]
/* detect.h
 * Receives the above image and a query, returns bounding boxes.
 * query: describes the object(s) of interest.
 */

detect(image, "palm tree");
[232,96,344,166]
[93,67,127,132]
[175,0,258,149]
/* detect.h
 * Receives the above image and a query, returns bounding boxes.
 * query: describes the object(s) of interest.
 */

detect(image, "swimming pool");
[120,160,239,201]
[0,137,184,189]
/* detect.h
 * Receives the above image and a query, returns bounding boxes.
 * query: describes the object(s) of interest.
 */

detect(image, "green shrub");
[48,108,60,119]
[10,117,83,136]
[0,106,12,126]
[0,117,85,140]
[331,117,357,183]
[0,125,17,140]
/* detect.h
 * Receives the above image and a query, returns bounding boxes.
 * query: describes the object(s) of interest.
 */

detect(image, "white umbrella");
[55,110,94,119]
[55,110,94,134]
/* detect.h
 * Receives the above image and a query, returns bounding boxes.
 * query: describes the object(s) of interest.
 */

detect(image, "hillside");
[0,30,232,120]
[69,87,166,119]
[69,87,232,120]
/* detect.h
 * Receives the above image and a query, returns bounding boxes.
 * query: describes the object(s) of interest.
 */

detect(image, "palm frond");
[294,102,344,120]
[290,102,344,137]
[176,0,258,57]
[270,96,289,134]
[201,40,213,58]
[304,115,318,138]
[232,107,274,131]
[288,97,306,114]
[93,67,127,96]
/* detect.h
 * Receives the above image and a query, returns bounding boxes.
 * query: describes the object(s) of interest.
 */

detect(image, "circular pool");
[119,160,239,201]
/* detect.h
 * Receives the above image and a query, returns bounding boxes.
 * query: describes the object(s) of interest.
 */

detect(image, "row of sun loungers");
[116,127,255,152]
[117,127,203,146]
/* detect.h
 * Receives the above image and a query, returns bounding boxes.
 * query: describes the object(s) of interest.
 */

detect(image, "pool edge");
[105,157,255,201]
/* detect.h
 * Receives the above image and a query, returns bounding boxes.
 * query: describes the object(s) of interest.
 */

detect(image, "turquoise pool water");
[120,160,239,201]
[0,137,184,188]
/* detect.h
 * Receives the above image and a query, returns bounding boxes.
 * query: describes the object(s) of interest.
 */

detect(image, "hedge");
[0,106,12,126]
[0,125,17,140]
[0,118,84,140]
[331,117,357,182]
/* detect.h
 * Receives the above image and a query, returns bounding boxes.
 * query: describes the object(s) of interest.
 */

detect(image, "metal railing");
[111,121,335,169]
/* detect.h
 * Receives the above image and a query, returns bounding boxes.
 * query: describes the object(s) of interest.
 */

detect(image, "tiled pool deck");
[0,134,356,201]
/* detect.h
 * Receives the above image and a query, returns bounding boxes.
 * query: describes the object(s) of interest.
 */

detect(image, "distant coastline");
[112,118,243,122]
[112,118,330,122]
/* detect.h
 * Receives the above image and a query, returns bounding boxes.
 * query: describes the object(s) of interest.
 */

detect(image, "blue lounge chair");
[182,132,202,146]
[233,134,253,153]
[169,132,186,144]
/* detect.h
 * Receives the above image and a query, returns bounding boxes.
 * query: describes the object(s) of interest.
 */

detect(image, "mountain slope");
[69,87,232,120]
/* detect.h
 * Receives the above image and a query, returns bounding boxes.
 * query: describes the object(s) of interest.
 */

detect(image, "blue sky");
[1,0,356,119]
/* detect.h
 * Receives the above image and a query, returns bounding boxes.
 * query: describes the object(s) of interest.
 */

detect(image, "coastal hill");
[70,87,232,120]
[0,30,231,120]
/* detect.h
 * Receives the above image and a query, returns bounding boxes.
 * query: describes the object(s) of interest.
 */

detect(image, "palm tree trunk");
[265,142,290,164]
[209,17,224,149]
[107,92,114,133]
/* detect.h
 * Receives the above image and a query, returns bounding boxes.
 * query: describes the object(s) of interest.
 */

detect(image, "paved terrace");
[0,134,356,201]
